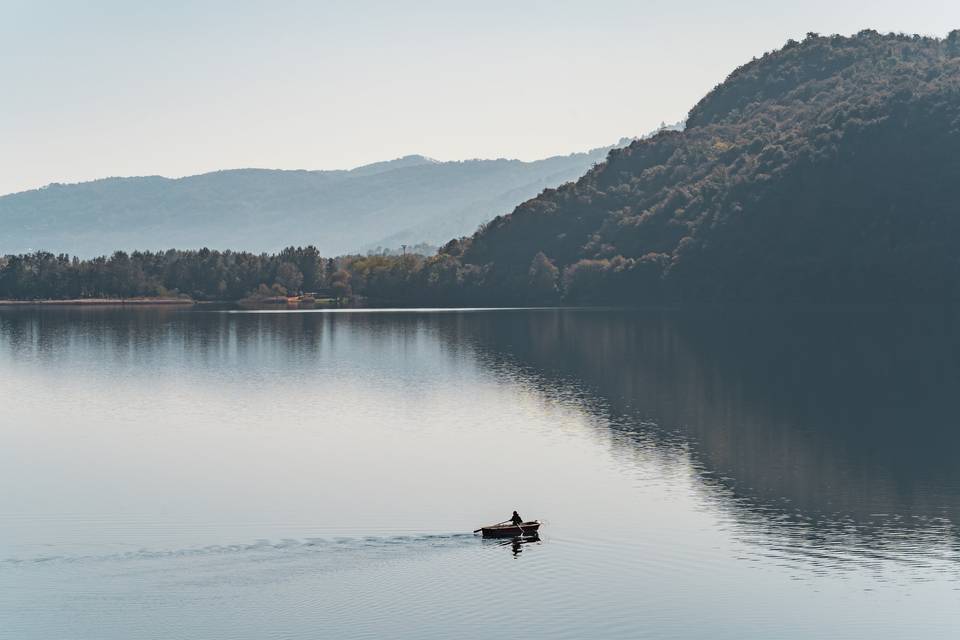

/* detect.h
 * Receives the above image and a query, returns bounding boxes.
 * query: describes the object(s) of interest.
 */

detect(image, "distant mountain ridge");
[0,142,637,257]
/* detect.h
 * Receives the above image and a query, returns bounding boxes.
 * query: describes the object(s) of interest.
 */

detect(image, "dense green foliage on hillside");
[449,30,960,304]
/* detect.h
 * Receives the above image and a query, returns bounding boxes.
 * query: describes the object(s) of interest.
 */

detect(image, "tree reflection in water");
[435,306,960,570]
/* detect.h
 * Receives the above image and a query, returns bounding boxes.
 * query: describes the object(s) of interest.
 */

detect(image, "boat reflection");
[502,533,541,557]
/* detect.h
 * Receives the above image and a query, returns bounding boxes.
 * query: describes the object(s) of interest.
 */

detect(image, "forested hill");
[445,31,960,304]
[0,143,626,258]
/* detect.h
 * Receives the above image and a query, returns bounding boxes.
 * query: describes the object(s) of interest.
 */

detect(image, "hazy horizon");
[3,0,959,195]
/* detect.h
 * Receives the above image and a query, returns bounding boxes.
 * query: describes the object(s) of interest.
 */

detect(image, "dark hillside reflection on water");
[434,307,960,569]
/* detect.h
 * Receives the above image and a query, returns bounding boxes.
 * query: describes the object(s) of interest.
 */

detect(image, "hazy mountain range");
[0,139,649,257]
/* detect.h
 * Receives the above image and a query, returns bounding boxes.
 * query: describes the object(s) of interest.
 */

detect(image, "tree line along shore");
[0,246,515,308]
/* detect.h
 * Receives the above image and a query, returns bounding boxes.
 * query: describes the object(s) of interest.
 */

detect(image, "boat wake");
[2,532,478,568]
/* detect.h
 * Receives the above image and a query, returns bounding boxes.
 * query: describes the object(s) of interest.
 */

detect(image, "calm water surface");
[1,307,959,638]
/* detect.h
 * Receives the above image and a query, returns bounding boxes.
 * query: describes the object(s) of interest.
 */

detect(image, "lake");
[1,306,959,638]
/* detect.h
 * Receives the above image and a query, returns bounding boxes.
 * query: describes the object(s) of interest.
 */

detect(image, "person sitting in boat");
[510,510,523,526]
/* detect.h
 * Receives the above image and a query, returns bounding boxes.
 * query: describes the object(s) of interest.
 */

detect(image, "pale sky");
[2,0,958,195]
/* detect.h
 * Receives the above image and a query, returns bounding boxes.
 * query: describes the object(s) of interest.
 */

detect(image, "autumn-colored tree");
[331,269,352,305]
[527,252,559,304]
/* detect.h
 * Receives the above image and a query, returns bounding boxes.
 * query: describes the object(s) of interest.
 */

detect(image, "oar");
[474,520,510,534]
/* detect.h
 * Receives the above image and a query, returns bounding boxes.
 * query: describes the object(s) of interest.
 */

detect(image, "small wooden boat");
[479,521,541,538]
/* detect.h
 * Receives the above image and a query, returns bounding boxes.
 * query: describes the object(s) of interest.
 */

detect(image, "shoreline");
[0,298,195,307]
